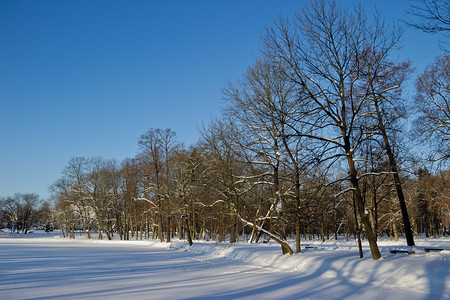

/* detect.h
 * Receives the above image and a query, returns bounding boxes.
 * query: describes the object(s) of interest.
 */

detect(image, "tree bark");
[374,98,415,246]
[347,144,381,260]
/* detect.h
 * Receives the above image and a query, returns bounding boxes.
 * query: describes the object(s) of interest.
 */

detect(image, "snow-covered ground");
[0,230,449,299]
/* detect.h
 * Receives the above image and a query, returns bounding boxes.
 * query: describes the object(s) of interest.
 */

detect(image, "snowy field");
[0,230,449,300]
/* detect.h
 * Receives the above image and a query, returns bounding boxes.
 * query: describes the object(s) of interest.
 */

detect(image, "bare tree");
[171,147,204,246]
[414,53,450,163]
[85,157,120,240]
[407,168,450,237]
[119,158,141,240]
[360,50,416,246]
[223,57,317,254]
[51,157,119,240]
[261,0,405,259]
[56,157,94,239]
[200,119,246,244]
[137,128,180,243]
[406,0,449,49]
[1,193,41,233]
[407,0,450,32]
[223,59,299,254]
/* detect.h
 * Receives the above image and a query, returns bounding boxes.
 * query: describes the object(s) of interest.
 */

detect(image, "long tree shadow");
[424,253,449,299]
[187,253,375,299]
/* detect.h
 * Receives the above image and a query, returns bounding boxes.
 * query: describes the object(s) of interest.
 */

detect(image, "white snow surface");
[0,230,449,300]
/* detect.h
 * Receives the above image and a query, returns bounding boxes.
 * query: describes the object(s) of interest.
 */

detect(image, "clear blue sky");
[0,0,443,200]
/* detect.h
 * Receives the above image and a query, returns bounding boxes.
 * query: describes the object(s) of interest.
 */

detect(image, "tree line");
[1,0,449,260]
[0,193,53,233]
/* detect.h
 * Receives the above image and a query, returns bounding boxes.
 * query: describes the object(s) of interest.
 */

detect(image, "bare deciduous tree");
[1,193,41,234]
[415,53,450,163]
[223,59,298,254]
[407,0,450,32]
[360,50,416,246]
[138,128,180,242]
[406,0,449,50]
[260,0,407,259]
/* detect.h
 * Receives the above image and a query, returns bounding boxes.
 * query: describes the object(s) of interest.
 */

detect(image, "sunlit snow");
[0,230,449,299]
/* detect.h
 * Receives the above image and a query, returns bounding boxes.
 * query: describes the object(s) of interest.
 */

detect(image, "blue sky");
[0,0,443,200]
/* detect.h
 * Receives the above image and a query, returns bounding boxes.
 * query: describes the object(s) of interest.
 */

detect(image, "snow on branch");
[195,200,227,207]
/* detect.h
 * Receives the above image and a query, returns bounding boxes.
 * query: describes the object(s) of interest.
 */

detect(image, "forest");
[1,1,449,261]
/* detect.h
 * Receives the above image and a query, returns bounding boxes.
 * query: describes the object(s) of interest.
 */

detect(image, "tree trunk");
[353,193,364,258]
[296,217,301,253]
[374,97,415,246]
[321,211,326,242]
[166,216,171,243]
[347,148,381,260]
[184,216,193,246]
[159,214,164,242]
[229,202,237,243]
[393,222,399,242]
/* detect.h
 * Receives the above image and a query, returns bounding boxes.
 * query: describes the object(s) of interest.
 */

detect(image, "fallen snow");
[0,230,449,299]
